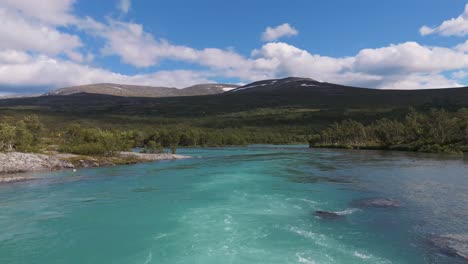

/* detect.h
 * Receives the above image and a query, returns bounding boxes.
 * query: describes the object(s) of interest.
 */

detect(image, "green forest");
[309,108,468,154]
[1,108,467,156]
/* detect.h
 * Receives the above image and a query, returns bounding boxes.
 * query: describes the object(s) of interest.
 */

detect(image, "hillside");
[45,83,239,97]
[1,77,467,132]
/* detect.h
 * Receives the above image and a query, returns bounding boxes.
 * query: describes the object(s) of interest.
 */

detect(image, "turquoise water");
[0,145,467,264]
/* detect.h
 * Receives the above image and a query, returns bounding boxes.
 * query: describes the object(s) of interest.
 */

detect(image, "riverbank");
[309,143,466,156]
[0,151,190,181]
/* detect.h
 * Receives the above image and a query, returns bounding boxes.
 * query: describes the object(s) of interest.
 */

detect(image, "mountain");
[229,77,321,93]
[2,77,467,120]
[45,83,239,97]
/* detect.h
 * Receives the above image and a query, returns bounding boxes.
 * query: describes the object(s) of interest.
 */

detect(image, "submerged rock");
[352,198,401,208]
[314,210,344,220]
[0,175,36,184]
[429,234,468,261]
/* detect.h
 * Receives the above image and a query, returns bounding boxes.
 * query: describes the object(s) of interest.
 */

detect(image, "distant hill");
[1,77,467,121]
[45,83,239,97]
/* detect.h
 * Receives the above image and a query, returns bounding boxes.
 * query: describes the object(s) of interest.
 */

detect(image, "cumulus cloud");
[420,3,468,36]
[0,0,76,25]
[118,0,131,14]
[0,52,213,90]
[247,42,467,89]
[455,40,468,52]
[0,0,83,61]
[261,23,298,42]
[0,0,467,93]
[352,42,468,75]
[452,70,468,80]
[0,8,82,56]
[80,18,250,69]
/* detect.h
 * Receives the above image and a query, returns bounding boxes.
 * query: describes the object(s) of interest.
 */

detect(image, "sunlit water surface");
[0,146,467,264]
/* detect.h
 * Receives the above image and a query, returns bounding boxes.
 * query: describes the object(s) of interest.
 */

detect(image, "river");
[0,145,467,263]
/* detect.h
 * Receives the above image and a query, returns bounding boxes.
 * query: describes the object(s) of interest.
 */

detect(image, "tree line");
[0,116,305,155]
[2,108,467,155]
[309,108,468,154]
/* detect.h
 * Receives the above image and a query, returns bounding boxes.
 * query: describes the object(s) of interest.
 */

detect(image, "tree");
[372,119,405,146]
[0,123,16,152]
[14,120,34,152]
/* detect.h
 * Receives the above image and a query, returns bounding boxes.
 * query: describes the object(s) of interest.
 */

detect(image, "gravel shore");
[0,151,191,181]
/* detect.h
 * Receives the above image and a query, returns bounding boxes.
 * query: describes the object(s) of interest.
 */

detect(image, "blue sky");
[0,0,467,94]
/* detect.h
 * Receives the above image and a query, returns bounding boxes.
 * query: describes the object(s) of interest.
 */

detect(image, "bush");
[0,123,16,152]
[0,115,44,153]
[59,125,132,155]
[141,141,164,154]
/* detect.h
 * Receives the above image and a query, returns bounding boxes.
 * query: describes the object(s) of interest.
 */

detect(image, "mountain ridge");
[45,83,239,98]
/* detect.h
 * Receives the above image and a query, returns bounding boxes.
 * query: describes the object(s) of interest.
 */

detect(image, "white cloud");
[0,52,213,90]
[0,50,31,64]
[0,0,76,25]
[246,41,468,89]
[261,23,298,42]
[80,18,250,69]
[0,8,82,56]
[0,1,467,92]
[118,0,131,14]
[378,74,462,90]
[352,42,468,74]
[420,3,468,36]
[455,40,468,52]
[0,1,83,61]
[452,70,468,80]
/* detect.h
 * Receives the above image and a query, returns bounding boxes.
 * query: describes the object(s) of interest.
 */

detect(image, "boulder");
[429,234,468,261]
[314,210,344,220]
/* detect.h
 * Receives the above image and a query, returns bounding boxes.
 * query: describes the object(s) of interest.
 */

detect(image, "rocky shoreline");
[0,151,190,183]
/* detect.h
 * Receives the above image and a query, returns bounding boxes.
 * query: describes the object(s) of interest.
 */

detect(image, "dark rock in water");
[352,198,400,208]
[429,234,468,261]
[314,211,344,220]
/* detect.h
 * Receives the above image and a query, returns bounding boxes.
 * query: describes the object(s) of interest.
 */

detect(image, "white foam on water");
[143,252,152,264]
[289,226,319,240]
[153,233,171,240]
[335,208,361,215]
[285,198,319,205]
[224,214,233,231]
[298,198,318,204]
[354,251,371,259]
[296,253,316,264]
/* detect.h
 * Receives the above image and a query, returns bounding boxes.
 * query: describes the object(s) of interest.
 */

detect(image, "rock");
[351,198,400,208]
[0,151,192,179]
[0,152,74,174]
[118,152,191,161]
[314,210,344,220]
[78,159,99,168]
[429,234,468,261]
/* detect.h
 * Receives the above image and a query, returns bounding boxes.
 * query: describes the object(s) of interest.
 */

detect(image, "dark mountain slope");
[1,77,467,119]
